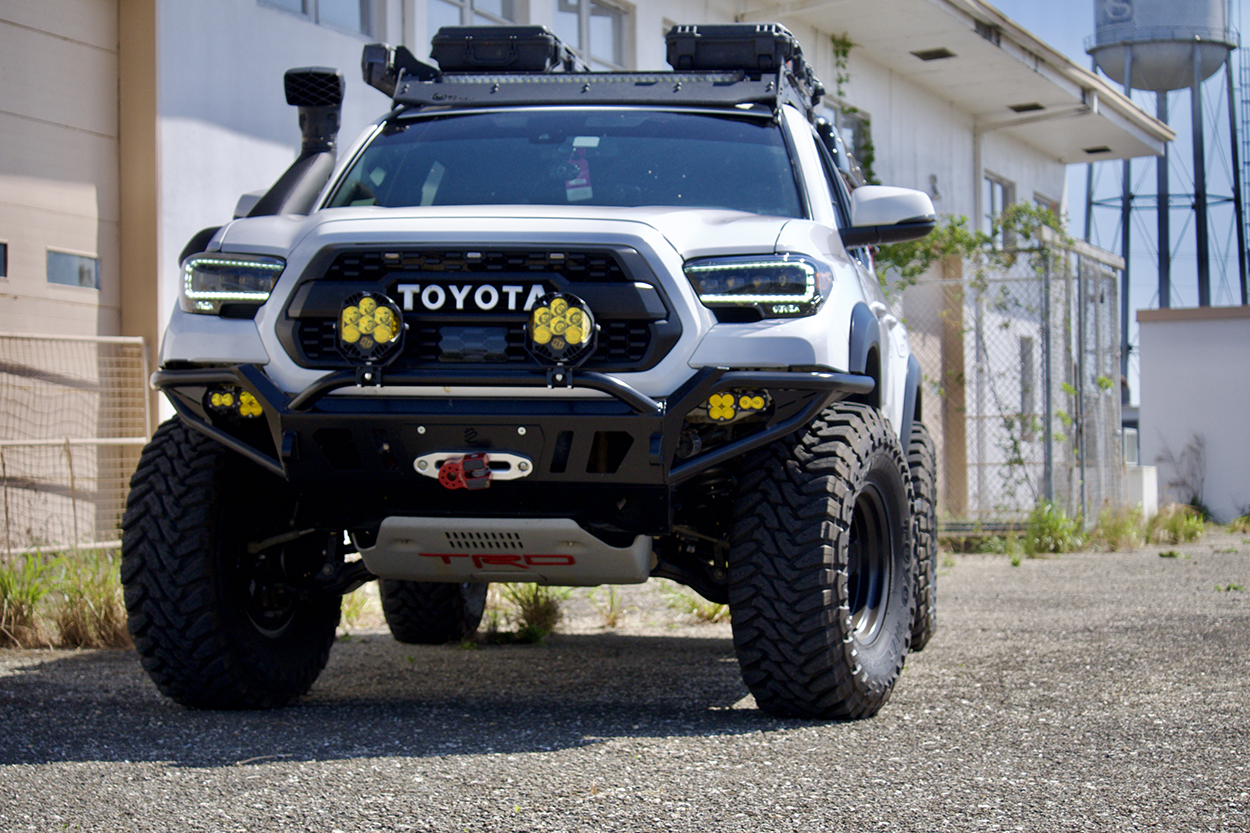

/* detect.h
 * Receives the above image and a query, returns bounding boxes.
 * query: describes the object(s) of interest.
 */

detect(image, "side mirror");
[840,186,936,247]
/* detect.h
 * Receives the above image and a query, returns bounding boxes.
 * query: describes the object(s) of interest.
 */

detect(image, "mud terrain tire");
[121,419,340,709]
[728,403,914,719]
[380,580,488,644]
[907,421,938,650]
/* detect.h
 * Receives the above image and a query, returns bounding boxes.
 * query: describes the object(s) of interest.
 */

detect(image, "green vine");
[876,203,1075,518]
[830,33,853,98]
[875,202,1069,291]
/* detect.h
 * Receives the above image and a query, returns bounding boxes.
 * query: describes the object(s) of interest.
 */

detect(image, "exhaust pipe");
[247,67,345,217]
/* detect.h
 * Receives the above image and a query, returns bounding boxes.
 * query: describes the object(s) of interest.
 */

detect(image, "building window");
[261,0,376,37]
[0,242,7,279]
[47,251,99,289]
[1034,193,1059,219]
[816,104,875,186]
[554,0,627,70]
[429,0,518,30]
[984,173,1014,246]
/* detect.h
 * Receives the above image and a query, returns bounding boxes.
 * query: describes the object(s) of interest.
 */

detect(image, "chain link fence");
[899,231,1125,527]
[0,334,151,553]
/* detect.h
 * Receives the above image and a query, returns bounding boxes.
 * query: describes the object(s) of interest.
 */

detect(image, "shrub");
[1024,502,1083,556]
[1090,505,1145,552]
[51,550,131,649]
[1147,503,1206,545]
[496,583,571,642]
[975,533,1022,556]
[0,555,53,648]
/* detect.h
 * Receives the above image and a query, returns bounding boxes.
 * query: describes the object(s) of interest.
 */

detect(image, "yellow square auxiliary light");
[702,389,770,423]
[526,292,597,366]
[206,386,264,419]
[338,291,404,363]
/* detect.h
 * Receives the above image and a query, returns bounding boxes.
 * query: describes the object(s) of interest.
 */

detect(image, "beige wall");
[1139,306,1250,523]
[0,1,122,335]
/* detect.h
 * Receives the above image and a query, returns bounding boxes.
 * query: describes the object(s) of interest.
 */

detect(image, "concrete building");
[1138,307,1250,523]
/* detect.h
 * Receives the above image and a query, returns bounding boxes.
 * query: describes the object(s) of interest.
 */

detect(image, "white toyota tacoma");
[122,23,938,718]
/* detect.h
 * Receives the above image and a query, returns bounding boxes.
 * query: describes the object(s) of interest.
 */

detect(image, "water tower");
[1085,0,1243,377]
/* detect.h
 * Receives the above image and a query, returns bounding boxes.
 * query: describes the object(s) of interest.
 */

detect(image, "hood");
[215,204,797,261]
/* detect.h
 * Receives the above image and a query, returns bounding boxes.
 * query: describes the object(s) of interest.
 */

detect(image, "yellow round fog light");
[526,292,597,366]
[337,291,405,363]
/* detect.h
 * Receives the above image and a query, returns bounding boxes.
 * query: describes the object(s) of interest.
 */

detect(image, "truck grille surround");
[281,248,678,371]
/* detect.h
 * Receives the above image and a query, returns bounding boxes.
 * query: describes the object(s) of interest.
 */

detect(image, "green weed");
[588,586,631,628]
[340,588,370,629]
[1216,583,1244,592]
[1147,503,1206,545]
[1024,502,1083,556]
[975,533,1023,557]
[51,550,131,649]
[486,583,572,643]
[1227,515,1250,534]
[1159,550,1182,559]
[1090,505,1145,552]
[659,580,730,623]
[0,555,53,648]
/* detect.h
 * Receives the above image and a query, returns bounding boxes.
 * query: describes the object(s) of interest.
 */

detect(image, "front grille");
[324,249,629,283]
[283,246,677,373]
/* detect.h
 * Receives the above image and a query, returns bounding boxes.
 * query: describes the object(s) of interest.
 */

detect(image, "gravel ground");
[2,532,1248,832]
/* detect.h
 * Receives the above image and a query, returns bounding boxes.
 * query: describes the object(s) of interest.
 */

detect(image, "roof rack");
[361,23,825,119]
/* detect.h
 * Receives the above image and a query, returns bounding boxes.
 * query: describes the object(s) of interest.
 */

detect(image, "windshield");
[327,109,803,218]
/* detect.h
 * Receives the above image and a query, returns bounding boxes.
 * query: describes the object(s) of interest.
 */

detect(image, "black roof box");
[431,25,584,73]
[665,23,803,73]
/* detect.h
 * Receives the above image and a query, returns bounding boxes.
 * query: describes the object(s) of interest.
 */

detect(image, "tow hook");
[437,452,492,490]
[414,450,533,486]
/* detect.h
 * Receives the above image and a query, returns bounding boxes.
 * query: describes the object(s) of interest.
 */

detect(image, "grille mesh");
[323,250,628,283]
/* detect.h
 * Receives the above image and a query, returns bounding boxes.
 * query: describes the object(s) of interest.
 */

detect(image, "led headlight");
[338,291,404,364]
[683,255,831,318]
[180,253,285,314]
[526,292,597,366]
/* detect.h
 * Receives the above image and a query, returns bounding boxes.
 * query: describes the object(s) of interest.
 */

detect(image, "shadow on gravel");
[0,630,803,768]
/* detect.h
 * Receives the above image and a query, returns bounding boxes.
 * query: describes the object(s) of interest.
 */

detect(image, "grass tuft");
[1090,505,1145,552]
[1227,515,1250,534]
[1024,502,1083,556]
[51,550,131,649]
[1147,503,1206,545]
[659,580,730,623]
[0,555,53,648]
[588,586,631,628]
[475,583,573,644]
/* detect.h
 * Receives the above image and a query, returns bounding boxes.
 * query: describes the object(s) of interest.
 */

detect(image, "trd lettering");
[420,553,576,569]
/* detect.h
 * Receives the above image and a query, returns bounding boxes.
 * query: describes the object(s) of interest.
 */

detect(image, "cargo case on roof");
[665,23,804,73]
[430,25,580,73]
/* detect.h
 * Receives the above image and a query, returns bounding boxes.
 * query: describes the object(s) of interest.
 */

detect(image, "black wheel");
[907,421,938,651]
[728,403,915,719]
[380,580,488,644]
[121,419,340,709]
